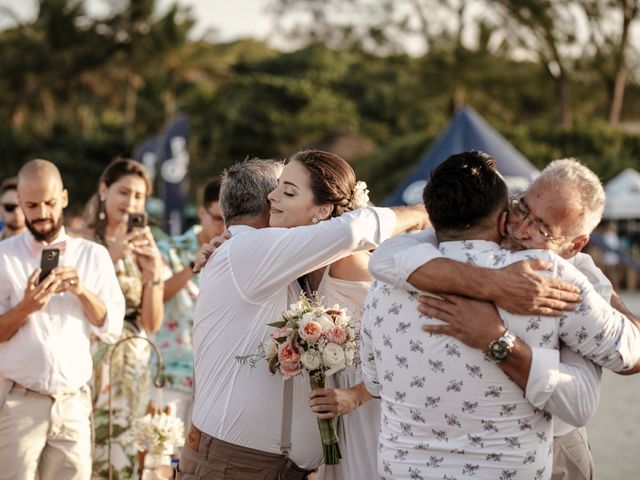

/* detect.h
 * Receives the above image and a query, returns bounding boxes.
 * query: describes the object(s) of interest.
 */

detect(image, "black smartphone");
[127,212,148,233]
[39,248,60,284]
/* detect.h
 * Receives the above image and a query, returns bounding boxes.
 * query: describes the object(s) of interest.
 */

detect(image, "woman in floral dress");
[84,159,165,479]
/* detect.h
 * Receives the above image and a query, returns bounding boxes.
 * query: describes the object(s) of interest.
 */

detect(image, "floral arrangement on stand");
[237,293,359,464]
[122,407,185,480]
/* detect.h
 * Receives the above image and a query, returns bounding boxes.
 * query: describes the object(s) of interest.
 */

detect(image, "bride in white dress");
[268,150,383,480]
[313,265,381,480]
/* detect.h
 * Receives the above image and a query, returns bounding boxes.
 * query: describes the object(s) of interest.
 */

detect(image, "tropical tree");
[581,0,640,124]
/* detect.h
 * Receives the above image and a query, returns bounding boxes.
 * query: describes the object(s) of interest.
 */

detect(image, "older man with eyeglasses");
[369,155,640,480]
[0,178,26,240]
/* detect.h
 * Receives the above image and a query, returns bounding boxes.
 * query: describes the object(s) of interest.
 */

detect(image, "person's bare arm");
[163,266,194,302]
[193,231,232,273]
[419,289,637,425]
[388,204,429,235]
[53,266,107,327]
[135,229,165,333]
[409,258,581,316]
[308,382,374,419]
[419,294,532,389]
[0,269,61,342]
[369,230,581,316]
[419,294,599,428]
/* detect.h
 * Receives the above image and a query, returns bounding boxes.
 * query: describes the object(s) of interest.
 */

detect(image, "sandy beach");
[588,291,640,479]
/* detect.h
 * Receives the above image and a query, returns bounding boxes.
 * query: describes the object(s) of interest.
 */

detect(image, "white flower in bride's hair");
[301,349,322,370]
[351,181,370,209]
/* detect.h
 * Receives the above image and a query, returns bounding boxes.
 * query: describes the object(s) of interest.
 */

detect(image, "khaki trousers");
[0,384,92,480]
[177,424,313,480]
[552,427,594,480]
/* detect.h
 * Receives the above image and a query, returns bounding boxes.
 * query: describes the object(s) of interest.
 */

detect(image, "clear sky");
[0,0,274,41]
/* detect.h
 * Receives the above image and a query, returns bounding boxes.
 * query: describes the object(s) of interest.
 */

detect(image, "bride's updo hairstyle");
[286,150,357,218]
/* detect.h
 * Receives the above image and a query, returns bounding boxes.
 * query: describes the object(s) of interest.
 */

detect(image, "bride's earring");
[98,196,106,221]
[311,216,319,224]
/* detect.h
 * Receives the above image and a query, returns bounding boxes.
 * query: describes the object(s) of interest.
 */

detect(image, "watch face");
[490,341,509,360]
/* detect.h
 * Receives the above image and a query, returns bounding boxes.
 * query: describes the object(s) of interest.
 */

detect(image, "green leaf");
[267,320,287,328]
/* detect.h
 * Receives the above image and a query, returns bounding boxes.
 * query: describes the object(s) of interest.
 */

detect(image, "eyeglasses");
[2,203,18,213]
[508,196,565,243]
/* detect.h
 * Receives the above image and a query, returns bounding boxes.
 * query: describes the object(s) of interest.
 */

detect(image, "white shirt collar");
[438,239,502,251]
[23,226,69,248]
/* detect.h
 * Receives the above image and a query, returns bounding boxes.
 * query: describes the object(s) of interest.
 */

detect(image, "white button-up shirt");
[191,207,396,470]
[0,229,124,395]
[362,239,640,479]
[368,229,612,434]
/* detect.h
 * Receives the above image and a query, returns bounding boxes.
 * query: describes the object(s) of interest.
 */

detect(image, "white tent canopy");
[604,168,640,219]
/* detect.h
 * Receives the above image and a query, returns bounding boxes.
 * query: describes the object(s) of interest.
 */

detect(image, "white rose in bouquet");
[299,312,316,327]
[301,349,322,370]
[263,339,279,357]
[334,314,350,328]
[316,313,335,330]
[322,342,346,376]
[284,301,304,319]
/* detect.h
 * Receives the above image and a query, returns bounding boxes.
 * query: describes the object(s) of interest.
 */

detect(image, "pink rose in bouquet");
[324,325,347,344]
[299,321,322,343]
[236,293,360,465]
[278,341,301,365]
[272,326,293,340]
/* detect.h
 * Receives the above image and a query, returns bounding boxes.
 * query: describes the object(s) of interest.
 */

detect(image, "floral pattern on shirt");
[361,239,639,480]
[156,226,201,393]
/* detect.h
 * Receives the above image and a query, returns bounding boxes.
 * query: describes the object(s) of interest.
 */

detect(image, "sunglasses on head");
[2,203,18,213]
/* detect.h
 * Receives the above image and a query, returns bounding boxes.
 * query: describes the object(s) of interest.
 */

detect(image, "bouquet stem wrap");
[310,375,341,465]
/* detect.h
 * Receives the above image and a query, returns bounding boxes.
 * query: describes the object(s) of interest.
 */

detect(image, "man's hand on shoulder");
[489,259,581,316]
[193,230,232,273]
[389,204,430,234]
[419,294,505,350]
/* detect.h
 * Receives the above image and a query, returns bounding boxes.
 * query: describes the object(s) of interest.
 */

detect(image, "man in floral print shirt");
[369,158,640,480]
[155,177,224,423]
[360,151,640,480]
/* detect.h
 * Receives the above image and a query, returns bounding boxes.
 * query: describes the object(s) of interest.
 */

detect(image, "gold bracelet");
[144,278,162,287]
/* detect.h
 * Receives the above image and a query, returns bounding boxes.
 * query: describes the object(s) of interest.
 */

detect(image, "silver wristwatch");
[486,330,517,363]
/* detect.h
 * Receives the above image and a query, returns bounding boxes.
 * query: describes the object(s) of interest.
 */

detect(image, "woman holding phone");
[83,158,164,479]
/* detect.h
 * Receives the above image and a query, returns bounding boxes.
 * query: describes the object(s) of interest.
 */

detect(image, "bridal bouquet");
[237,293,359,464]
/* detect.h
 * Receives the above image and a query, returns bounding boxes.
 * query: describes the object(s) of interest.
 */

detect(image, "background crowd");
[0,156,226,479]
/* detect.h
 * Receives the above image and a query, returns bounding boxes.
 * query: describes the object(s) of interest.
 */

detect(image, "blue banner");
[133,115,190,235]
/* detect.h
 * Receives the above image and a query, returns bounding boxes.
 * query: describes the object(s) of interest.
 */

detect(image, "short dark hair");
[202,177,222,207]
[0,177,18,196]
[423,151,508,234]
